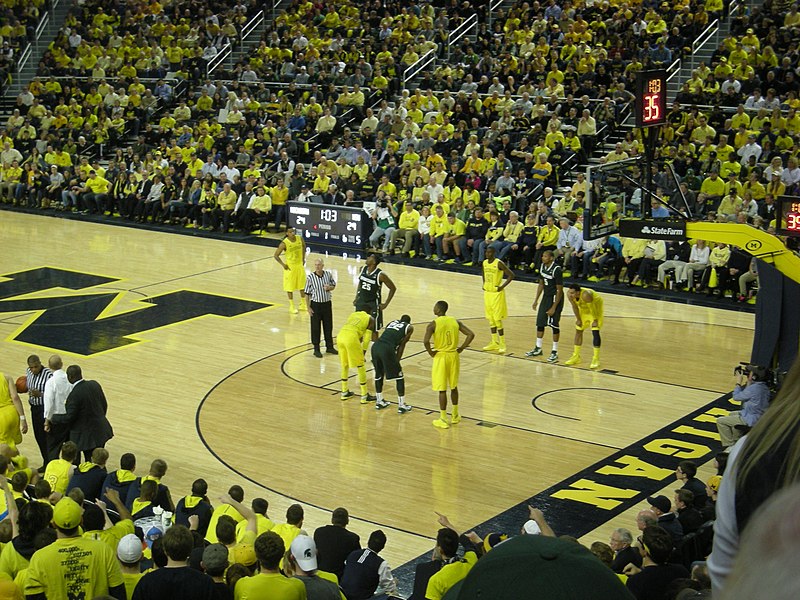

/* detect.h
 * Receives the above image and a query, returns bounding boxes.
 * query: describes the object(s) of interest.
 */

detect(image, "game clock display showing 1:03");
[635,70,667,128]
[288,202,371,249]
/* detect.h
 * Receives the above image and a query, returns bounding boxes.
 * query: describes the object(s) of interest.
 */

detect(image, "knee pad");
[592,329,601,346]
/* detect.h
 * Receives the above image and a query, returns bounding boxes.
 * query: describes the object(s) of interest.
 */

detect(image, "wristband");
[19,416,26,421]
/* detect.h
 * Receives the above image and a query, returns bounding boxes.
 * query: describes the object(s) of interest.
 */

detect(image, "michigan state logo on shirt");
[0,267,271,356]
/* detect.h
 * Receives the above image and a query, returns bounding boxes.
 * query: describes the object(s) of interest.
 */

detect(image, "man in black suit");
[313,507,361,579]
[647,494,684,545]
[609,527,642,574]
[52,365,113,462]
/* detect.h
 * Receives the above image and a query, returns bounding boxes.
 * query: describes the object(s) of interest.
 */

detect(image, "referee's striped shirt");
[304,270,336,302]
[26,367,52,407]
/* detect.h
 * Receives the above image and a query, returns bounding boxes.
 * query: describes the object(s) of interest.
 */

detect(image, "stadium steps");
[222,2,279,71]
[666,16,733,100]
[7,0,71,97]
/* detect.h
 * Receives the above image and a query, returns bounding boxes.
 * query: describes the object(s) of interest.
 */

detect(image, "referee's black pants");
[310,300,334,350]
[29,404,48,465]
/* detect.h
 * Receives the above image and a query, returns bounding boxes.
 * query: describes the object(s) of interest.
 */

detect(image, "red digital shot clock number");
[778,198,800,236]
[635,70,667,128]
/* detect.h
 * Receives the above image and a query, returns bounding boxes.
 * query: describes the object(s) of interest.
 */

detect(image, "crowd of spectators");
[1,0,798,310]
[0,0,49,86]
[0,413,727,600]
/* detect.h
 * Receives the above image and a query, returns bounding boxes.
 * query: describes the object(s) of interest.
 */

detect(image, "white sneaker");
[375,399,390,410]
[398,404,412,414]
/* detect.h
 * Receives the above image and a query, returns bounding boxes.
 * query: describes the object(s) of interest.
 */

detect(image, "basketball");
[15,376,27,394]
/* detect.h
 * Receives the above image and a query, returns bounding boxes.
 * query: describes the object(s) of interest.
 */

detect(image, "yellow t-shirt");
[205,504,245,544]
[24,536,124,600]
[271,185,289,206]
[270,523,302,556]
[0,540,29,580]
[83,519,134,553]
[44,458,73,495]
[236,515,274,542]
[425,552,477,600]
[398,209,420,230]
[234,572,306,600]
[122,572,143,600]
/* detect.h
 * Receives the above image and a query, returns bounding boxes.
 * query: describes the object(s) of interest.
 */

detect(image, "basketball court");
[0,211,753,576]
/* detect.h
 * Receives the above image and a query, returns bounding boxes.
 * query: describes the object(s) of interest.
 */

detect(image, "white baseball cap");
[117,534,143,563]
[290,535,318,571]
[523,519,542,535]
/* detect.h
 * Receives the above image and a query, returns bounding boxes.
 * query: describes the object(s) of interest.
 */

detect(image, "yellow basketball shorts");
[432,351,460,391]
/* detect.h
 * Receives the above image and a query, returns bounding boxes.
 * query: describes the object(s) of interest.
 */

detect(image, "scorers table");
[287,201,373,250]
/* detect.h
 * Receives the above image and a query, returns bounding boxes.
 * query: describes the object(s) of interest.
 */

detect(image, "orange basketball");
[15,376,27,394]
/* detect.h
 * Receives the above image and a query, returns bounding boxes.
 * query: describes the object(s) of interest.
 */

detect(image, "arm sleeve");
[377,560,399,596]
[43,379,54,421]
[51,390,77,425]
[708,439,745,595]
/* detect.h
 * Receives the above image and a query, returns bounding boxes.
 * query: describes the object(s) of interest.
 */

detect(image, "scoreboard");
[288,202,373,249]
[635,70,667,128]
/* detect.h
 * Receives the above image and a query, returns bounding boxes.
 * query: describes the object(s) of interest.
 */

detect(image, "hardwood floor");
[0,211,753,567]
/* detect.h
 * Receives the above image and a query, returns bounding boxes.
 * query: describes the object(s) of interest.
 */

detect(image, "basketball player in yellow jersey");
[424,300,475,429]
[481,246,515,354]
[336,311,377,403]
[274,227,307,313]
[564,284,604,369]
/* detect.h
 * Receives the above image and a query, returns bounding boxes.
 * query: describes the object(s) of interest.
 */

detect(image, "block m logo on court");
[0,267,271,356]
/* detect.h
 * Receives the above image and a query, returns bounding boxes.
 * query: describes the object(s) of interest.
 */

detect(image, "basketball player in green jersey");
[526,250,564,363]
[372,315,414,413]
[353,253,397,351]
[481,246,515,353]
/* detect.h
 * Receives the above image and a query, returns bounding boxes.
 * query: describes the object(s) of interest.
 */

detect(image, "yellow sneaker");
[565,353,581,366]
[289,305,298,314]
[497,344,506,354]
[451,414,462,424]
[590,357,601,369]
[432,418,450,429]
[482,342,500,351]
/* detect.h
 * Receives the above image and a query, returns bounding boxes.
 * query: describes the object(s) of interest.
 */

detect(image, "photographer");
[716,365,771,449]
[368,191,398,253]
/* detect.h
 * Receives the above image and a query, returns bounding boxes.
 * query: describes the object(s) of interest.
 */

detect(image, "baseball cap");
[53,498,82,529]
[202,543,229,572]
[233,543,257,566]
[290,535,318,571]
[523,519,542,535]
[647,495,672,513]
[145,525,164,549]
[442,534,632,600]
[117,534,144,563]
[482,533,508,553]
[707,475,723,492]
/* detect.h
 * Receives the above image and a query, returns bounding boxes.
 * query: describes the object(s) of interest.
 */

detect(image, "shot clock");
[635,70,667,128]
[776,196,800,237]
[288,201,373,249]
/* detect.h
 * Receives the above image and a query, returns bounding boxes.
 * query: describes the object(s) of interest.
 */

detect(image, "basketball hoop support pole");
[642,125,660,219]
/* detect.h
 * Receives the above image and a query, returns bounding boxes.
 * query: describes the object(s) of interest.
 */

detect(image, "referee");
[25,354,51,464]
[305,258,339,358]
